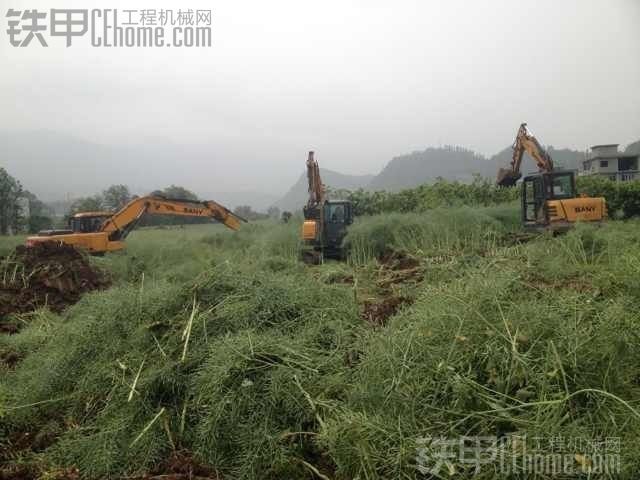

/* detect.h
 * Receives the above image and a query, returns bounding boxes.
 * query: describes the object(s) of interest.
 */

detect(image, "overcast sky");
[1,0,639,195]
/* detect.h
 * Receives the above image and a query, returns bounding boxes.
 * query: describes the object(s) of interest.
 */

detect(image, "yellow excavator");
[26,196,245,254]
[497,123,606,232]
[301,151,353,263]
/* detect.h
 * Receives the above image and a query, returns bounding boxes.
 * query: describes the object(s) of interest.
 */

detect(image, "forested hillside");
[367,146,495,191]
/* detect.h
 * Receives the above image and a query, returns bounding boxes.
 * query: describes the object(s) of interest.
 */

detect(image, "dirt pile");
[0,349,22,368]
[136,451,220,480]
[362,296,409,326]
[378,249,421,270]
[376,249,423,287]
[361,249,423,326]
[0,451,217,480]
[0,242,110,324]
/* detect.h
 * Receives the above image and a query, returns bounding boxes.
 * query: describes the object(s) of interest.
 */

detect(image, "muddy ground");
[0,242,110,328]
[361,249,423,326]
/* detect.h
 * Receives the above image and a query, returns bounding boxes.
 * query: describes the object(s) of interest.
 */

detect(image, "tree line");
[332,175,640,220]
[6,164,637,236]
[0,168,53,234]
[0,168,275,236]
[332,175,519,216]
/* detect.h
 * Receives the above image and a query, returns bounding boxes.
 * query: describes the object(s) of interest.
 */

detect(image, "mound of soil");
[0,242,110,325]
[0,462,79,480]
[360,250,423,326]
[378,249,420,271]
[376,249,423,287]
[0,349,22,369]
[137,450,220,480]
[362,296,409,326]
[503,231,539,246]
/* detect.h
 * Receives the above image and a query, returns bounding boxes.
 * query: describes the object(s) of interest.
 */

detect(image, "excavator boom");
[306,151,325,208]
[497,123,554,187]
[102,196,243,240]
[26,195,244,254]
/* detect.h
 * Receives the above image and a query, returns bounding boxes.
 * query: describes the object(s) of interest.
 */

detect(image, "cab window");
[326,204,345,223]
[548,174,574,199]
[70,216,106,233]
[523,177,544,222]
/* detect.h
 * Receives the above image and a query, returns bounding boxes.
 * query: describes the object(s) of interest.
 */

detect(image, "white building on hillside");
[580,144,640,182]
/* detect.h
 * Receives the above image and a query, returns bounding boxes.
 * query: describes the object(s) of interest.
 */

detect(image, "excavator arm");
[26,195,244,254]
[102,196,245,241]
[302,151,326,249]
[497,123,554,187]
[306,151,325,208]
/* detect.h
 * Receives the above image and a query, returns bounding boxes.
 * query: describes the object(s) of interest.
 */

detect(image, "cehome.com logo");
[5,8,212,48]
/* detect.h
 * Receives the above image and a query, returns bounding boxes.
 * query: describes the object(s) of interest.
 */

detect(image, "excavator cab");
[68,212,112,233]
[323,200,353,252]
[522,170,605,232]
[300,151,354,264]
[302,200,353,263]
[33,212,112,239]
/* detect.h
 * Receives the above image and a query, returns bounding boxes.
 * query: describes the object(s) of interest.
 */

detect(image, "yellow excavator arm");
[26,195,245,254]
[102,196,244,240]
[306,151,325,208]
[497,123,554,187]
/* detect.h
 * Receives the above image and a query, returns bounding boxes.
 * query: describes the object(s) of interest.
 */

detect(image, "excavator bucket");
[496,168,522,187]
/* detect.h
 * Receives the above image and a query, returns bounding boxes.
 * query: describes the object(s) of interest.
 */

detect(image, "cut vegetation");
[2,208,640,479]
[0,243,109,332]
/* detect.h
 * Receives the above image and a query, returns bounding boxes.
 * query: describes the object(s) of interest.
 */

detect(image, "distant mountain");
[366,139,640,193]
[544,147,585,170]
[274,144,593,203]
[197,190,279,212]
[8,128,636,214]
[1,130,122,201]
[488,145,585,176]
[0,129,279,211]
[273,168,374,212]
[367,146,497,191]
[372,140,640,193]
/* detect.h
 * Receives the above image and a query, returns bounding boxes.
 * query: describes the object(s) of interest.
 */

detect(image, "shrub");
[344,207,518,263]
[577,176,640,219]
[4,218,640,479]
[343,176,519,216]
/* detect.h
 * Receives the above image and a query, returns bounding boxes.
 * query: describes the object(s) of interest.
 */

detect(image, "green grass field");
[2,209,640,479]
[0,235,25,257]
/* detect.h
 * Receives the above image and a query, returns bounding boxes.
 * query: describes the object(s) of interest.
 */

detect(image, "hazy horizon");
[1,0,639,200]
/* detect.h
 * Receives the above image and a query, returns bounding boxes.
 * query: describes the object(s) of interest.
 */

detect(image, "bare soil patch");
[0,243,110,328]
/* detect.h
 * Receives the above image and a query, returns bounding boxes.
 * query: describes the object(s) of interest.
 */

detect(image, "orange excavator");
[301,151,353,263]
[497,123,606,232]
[26,196,245,254]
